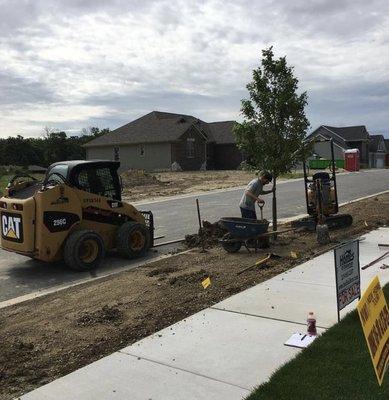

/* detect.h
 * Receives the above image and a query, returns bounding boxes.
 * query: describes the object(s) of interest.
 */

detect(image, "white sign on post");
[334,239,360,321]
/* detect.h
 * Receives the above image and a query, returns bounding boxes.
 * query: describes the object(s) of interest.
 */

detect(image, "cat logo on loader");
[1,213,23,242]
[0,161,154,271]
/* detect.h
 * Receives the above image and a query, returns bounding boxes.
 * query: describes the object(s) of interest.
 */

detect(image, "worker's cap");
[257,170,273,182]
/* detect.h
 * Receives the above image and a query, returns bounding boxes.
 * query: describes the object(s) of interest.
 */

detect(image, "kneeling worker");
[239,170,274,220]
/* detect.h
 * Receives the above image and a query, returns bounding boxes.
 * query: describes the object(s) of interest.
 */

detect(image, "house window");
[186,138,195,158]
[113,146,120,161]
[139,144,145,157]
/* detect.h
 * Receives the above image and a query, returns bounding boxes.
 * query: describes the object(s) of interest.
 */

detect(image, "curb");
[0,249,192,310]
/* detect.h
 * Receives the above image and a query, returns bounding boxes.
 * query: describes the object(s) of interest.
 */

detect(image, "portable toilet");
[344,149,360,171]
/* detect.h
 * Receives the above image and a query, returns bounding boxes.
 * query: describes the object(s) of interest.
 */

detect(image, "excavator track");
[291,213,353,231]
[324,213,353,229]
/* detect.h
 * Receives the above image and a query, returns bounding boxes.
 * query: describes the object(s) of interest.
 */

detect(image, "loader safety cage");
[140,211,154,248]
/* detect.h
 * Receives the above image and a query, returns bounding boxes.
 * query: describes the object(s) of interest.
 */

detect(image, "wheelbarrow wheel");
[221,233,242,253]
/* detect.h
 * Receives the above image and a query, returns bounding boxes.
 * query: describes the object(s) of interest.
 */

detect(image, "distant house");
[386,139,389,167]
[306,125,382,167]
[84,111,243,171]
[369,135,387,169]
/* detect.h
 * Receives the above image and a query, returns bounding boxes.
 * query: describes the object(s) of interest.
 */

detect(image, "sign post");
[357,276,389,386]
[334,239,360,322]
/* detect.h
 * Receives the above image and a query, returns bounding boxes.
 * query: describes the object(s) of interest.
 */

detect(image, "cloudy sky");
[1,0,388,138]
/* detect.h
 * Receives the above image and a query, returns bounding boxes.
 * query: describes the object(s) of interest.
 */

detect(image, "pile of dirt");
[168,269,210,286]
[146,266,178,277]
[120,169,165,187]
[184,219,271,249]
[76,305,123,327]
[184,220,228,248]
[120,170,257,202]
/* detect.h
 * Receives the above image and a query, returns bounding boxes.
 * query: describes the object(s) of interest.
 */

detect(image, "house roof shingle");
[208,121,236,144]
[84,111,235,148]
[84,111,197,147]
[322,125,369,141]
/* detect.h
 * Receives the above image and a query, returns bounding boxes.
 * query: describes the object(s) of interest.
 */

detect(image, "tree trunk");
[272,176,277,238]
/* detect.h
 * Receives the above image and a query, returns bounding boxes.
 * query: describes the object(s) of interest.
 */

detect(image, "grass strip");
[247,284,389,400]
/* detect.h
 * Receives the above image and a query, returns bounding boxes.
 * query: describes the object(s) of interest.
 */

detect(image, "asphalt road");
[0,169,388,304]
[144,169,389,241]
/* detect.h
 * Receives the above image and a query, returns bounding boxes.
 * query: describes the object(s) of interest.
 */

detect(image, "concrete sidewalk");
[21,228,389,400]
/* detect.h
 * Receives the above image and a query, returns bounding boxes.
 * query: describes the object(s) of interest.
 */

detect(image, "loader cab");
[44,160,122,201]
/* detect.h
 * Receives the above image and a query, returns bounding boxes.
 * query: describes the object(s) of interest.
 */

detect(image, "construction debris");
[184,220,227,248]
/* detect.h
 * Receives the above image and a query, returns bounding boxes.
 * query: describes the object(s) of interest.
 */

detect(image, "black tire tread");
[116,221,150,259]
[64,230,105,271]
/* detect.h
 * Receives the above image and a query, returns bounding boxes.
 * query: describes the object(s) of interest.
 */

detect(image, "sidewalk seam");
[117,351,251,392]
[210,306,329,330]
[271,278,335,288]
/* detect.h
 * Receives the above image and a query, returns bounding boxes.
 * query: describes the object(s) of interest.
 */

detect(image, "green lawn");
[247,284,389,400]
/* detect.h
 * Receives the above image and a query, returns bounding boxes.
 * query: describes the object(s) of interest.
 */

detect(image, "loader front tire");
[64,230,105,271]
[116,222,150,259]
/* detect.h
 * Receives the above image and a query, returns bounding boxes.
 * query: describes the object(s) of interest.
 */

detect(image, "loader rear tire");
[64,230,105,271]
[116,221,150,259]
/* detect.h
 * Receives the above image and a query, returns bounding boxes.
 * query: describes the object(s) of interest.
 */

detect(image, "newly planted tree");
[234,47,310,232]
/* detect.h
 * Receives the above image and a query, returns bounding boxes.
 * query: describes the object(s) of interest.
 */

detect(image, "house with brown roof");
[84,111,243,171]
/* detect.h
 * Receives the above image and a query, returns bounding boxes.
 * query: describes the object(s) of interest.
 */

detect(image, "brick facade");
[213,144,243,170]
[171,127,207,170]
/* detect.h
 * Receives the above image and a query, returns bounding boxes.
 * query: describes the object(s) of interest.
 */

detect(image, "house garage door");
[376,157,385,168]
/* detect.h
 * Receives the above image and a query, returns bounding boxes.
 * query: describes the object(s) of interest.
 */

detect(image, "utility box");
[344,149,360,171]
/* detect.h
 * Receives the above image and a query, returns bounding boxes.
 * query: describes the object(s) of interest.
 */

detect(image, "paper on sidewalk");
[284,332,317,349]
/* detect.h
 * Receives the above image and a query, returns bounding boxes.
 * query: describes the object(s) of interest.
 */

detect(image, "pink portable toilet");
[344,149,360,171]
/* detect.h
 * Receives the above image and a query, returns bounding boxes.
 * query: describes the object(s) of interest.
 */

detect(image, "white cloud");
[0,0,388,137]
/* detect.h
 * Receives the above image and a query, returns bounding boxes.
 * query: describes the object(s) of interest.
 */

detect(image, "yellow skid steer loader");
[0,160,154,271]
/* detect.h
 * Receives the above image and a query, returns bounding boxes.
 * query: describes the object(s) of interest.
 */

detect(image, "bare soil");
[1,194,388,399]
[120,169,306,202]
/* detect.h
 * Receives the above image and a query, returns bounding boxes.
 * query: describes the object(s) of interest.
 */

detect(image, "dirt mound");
[184,220,227,248]
[76,305,123,326]
[147,266,178,277]
[168,269,209,286]
[121,169,165,187]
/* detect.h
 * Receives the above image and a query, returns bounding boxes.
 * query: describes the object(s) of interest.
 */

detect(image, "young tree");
[234,47,310,232]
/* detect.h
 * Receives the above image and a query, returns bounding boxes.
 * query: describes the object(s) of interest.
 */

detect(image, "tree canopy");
[234,47,310,176]
[0,127,109,168]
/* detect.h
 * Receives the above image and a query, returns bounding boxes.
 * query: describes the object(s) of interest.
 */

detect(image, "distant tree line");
[0,127,109,168]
